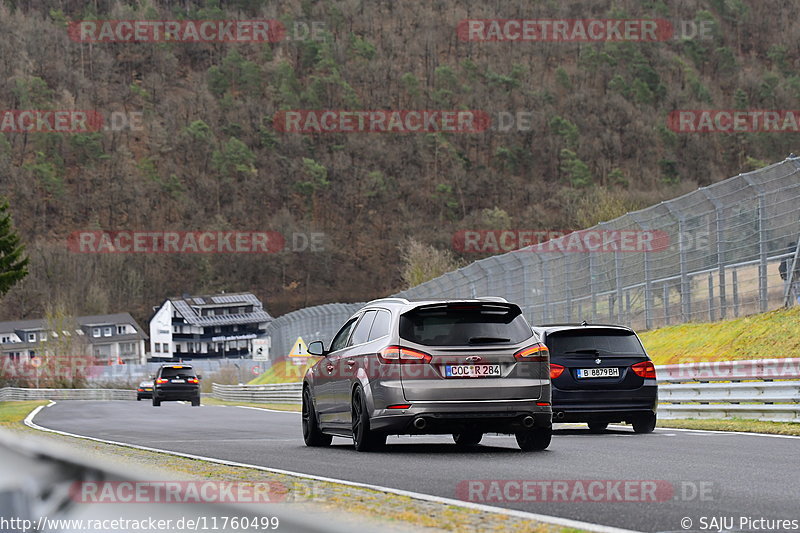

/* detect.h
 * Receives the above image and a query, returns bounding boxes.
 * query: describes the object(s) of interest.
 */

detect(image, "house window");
[154,343,160,352]
[214,326,221,333]
[103,327,112,337]
[1,336,9,343]
[62,330,71,336]
[76,329,84,336]
[50,331,58,338]
[117,325,127,335]
[92,328,100,338]
[39,332,47,341]
[27,333,36,342]
[233,325,239,332]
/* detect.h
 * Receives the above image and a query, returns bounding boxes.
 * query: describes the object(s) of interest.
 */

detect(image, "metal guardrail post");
[742,174,769,312]
[589,252,598,322]
[614,249,623,323]
[708,272,715,321]
[678,217,691,321]
[701,189,727,319]
[541,257,551,323]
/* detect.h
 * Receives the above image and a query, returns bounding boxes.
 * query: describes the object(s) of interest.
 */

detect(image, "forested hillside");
[1,0,798,324]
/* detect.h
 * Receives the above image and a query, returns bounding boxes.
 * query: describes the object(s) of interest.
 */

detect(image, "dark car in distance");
[302,297,552,452]
[152,364,201,407]
[136,380,154,400]
[532,323,658,433]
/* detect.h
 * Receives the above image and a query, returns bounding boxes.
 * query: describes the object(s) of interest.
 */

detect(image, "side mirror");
[307,341,326,356]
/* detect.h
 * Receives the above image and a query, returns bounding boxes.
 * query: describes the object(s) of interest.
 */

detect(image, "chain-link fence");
[265,303,365,360]
[266,156,800,360]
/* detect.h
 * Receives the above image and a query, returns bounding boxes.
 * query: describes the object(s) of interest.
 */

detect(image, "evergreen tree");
[0,198,28,297]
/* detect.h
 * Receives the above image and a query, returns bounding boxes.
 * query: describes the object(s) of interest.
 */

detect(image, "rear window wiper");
[468,336,511,344]
[561,348,607,354]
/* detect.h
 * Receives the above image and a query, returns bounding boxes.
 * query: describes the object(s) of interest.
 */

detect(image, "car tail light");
[187,377,199,384]
[550,363,565,379]
[387,404,411,409]
[156,378,169,384]
[514,343,549,362]
[378,346,432,364]
[137,388,143,392]
[632,361,656,379]
[536,402,550,406]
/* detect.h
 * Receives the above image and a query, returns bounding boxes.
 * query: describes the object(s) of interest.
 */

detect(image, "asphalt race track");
[32,401,800,533]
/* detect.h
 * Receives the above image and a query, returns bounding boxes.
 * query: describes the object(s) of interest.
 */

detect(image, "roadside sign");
[288,337,308,357]
[29,357,42,368]
[252,338,270,361]
[289,337,309,365]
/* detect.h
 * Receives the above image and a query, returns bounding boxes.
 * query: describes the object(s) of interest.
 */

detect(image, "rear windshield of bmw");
[546,329,646,356]
[159,366,197,379]
[399,303,533,346]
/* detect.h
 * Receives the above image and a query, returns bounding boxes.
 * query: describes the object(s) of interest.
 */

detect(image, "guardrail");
[656,358,800,422]
[212,382,302,404]
[0,387,136,401]
[210,359,800,422]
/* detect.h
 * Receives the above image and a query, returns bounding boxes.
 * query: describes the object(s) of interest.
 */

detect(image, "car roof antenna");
[581,320,588,326]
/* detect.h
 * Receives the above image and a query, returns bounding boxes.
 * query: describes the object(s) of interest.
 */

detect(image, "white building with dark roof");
[0,313,147,365]
[149,292,272,361]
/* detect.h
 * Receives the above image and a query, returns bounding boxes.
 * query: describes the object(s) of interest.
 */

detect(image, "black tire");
[191,397,200,407]
[453,432,483,446]
[515,426,552,451]
[632,412,656,434]
[137,397,141,401]
[587,422,609,433]
[302,388,332,447]
[352,386,385,452]
[152,397,160,407]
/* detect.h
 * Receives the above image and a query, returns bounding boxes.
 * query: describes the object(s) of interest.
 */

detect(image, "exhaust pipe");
[555,411,565,420]
[522,416,535,428]
[413,417,427,430]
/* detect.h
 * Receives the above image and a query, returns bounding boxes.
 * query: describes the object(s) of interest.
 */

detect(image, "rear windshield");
[160,367,196,378]
[545,329,645,355]
[399,304,533,346]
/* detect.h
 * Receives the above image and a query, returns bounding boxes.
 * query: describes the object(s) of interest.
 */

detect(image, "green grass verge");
[201,397,300,411]
[639,306,800,364]
[0,400,48,426]
[657,417,800,435]
[248,358,319,385]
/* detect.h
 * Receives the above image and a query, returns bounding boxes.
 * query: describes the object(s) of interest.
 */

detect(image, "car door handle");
[326,364,334,373]
[346,359,356,366]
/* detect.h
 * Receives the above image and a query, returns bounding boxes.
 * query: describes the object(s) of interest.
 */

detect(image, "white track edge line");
[23,405,640,533]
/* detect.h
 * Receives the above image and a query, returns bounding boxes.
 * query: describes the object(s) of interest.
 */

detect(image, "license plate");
[445,364,501,378]
[144,388,152,391]
[576,367,620,379]
[171,379,185,383]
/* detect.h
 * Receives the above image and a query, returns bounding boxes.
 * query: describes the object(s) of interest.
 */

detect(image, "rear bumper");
[369,400,552,434]
[552,383,657,423]
[154,387,199,401]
